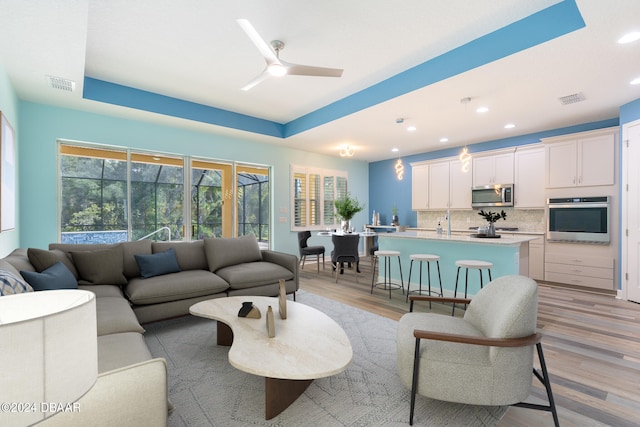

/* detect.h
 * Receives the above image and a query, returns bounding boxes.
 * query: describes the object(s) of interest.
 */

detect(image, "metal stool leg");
[397,256,404,294]
[425,261,431,309]
[370,255,378,294]
[406,259,414,302]
[436,261,443,297]
[452,266,461,316]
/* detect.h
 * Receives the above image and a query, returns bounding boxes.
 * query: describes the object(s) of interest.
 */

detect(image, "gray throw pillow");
[71,246,127,285]
[134,247,181,279]
[27,247,79,278]
[20,262,77,291]
[204,234,262,272]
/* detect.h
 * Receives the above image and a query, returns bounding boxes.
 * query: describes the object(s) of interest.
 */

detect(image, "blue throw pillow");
[134,247,181,279]
[20,261,78,291]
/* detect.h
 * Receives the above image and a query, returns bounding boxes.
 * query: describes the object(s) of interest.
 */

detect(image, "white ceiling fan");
[236,19,343,91]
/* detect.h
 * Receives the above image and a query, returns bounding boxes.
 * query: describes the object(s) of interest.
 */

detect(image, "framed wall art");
[1,111,16,231]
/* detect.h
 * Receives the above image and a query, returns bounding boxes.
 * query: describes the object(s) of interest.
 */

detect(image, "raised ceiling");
[1,0,639,162]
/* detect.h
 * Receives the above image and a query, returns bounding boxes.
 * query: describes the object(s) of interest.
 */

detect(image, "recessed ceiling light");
[504,123,516,129]
[618,32,640,44]
[439,137,449,143]
[631,77,640,85]
[391,148,399,152]
[476,106,489,113]
[407,126,416,132]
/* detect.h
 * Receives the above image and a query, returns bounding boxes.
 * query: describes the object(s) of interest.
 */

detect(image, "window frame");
[58,141,272,246]
[290,165,348,231]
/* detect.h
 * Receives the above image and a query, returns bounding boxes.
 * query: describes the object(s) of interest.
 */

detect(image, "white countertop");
[409,227,545,236]
[378,230,538,245]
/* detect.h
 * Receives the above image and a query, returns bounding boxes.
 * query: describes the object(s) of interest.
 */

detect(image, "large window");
[59,143,271,245]
[60,146,128,243]
[291,165,347,231]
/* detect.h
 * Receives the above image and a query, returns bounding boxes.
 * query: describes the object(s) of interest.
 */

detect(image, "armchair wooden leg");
[410,337,421,425]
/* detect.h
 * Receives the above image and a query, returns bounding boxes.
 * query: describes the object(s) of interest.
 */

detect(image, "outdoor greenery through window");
[59,143,271,246]
[291,165,347,231]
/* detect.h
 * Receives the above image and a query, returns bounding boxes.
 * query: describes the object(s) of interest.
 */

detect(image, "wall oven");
[547,196,610,243]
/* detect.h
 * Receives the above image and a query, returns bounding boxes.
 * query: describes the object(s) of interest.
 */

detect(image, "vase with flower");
[477,209,507,236]
[334,193,365,232]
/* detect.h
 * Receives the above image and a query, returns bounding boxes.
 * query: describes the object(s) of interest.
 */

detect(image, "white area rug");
[144,290,506,426]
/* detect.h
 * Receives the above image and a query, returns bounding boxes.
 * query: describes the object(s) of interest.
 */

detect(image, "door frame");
[621,118,640,302]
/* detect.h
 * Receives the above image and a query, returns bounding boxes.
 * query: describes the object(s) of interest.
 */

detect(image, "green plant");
[478,209,507,223]
[391,204,398,216]
[334,193,365,221]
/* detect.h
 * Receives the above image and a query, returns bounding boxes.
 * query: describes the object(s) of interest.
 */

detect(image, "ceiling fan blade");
[241,69,271,91]
[283,61,343,78]
[236,19,280,65]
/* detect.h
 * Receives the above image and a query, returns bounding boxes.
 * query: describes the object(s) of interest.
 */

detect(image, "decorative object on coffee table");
[478,209,507,237]
[266,306,275,338]
[278,279,287,319]
[238,301,261,319]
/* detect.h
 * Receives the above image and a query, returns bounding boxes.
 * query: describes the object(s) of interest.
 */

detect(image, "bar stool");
[406,254,443,307]
[452,260,493,315]
[371,250,404,299]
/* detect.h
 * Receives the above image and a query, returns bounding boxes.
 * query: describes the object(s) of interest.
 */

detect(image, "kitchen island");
[376,231,538,298]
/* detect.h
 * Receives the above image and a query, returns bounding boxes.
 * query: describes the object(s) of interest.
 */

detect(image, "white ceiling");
[1,0,639,162]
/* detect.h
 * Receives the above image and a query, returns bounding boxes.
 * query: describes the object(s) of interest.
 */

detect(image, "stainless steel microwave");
[471,184,514,208]
[547,196,610,244]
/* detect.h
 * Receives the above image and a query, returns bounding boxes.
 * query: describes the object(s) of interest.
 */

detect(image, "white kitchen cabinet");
[545,253,614,290]
[472,151,514,187]
[545,132,615,188]
[428,159,472,210]
[528,236,545,280]
[411,163,429,210]
[428,161,450,209]
[501,233,544,280]
[449,159,472,209]
[514,146,545,208]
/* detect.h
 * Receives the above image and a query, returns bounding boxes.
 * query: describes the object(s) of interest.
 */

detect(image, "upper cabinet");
[411,158,471,211]
[429,159,472,210]
[411,163,429,210]
[544,129,616,188]
[472,151,514,187]
[514,145,545,208]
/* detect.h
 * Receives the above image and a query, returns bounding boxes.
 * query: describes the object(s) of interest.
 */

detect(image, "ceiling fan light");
[268,64,287,77]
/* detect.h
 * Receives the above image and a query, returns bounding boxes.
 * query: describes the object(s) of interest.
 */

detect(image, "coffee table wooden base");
[217,320,312,419]
[265,377,313,420]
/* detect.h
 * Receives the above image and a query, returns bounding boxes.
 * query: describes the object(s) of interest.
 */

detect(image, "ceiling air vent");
[558,92,585,105]
[46,75,75,92]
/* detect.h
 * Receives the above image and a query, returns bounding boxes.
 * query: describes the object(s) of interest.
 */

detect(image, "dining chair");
[331,234,360,283]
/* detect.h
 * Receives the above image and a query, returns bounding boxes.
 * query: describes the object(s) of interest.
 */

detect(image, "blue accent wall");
[620,98,640,124]
[369,118,620,228]
[17,102,369,255]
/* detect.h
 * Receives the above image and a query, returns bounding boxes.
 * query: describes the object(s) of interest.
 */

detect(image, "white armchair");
[397,275,559,426]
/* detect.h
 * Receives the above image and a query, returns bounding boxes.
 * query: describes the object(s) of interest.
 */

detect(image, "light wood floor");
[298,258,640,427]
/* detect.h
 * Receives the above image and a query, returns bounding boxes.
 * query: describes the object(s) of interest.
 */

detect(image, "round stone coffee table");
[190,296,352,419]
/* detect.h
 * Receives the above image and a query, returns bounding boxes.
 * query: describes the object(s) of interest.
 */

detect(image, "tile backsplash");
[417,208,545,233]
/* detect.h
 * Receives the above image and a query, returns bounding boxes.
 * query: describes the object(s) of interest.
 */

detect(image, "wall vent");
[46,75,75,92]
[558,92,585,105]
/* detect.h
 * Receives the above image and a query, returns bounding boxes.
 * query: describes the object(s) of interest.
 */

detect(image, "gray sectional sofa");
[0,234,298,426]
